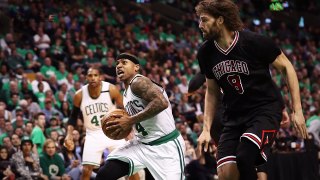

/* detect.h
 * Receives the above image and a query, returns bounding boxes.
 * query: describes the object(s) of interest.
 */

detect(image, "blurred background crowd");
[0,0,319,179]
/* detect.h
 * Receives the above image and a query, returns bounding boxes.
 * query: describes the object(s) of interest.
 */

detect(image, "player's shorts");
[107,130,185,180]
[82,129,126,167]
[216,108,282,169]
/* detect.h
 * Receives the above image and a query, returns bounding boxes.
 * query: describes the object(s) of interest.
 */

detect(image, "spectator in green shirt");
[56,62,69,86]
[31,112,46,154]
[25,52,41,72]
[45,116,64,137]
[40,139,70,180]
[35,82,46,109]
[40,57,57,81]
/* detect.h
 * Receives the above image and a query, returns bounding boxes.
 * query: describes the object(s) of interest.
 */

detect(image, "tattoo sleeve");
[130,77,169,124]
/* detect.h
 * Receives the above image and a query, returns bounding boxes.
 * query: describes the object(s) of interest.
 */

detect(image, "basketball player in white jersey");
[96,53,186,180]
[64,67,126,179]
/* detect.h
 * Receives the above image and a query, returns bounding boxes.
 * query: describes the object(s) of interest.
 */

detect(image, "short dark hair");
[195,0,243,31]
[21,136,33,148]
[116,53,139,64]
[87,66,102,75]
[36,112,45,120]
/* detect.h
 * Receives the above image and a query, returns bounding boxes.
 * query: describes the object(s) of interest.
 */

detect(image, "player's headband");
[116,53,139,65]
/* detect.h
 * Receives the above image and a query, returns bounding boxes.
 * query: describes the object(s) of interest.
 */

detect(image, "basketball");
[101,109,131,140]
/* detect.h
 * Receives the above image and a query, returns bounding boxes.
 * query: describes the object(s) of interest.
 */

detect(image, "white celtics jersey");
[123,74,176,143]
[81,81,116,132]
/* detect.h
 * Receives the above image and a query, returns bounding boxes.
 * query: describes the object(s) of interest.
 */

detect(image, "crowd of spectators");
[0,0,319,179]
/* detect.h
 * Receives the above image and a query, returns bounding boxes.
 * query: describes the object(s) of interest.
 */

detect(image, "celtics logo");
[49,164,59,176]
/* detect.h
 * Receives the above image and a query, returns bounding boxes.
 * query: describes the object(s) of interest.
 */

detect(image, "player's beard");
[203,25,221,41]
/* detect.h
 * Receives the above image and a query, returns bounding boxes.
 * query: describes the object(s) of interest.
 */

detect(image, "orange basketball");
[101,109,131,140]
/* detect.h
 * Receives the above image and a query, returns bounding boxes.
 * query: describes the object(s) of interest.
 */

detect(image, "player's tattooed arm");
[129,76,168,124]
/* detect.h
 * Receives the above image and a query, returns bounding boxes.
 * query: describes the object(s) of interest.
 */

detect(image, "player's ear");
[217,16,224,25]
[134,64,140,73]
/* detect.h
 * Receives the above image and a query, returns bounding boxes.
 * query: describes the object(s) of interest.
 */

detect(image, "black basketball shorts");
[216,108,282,169]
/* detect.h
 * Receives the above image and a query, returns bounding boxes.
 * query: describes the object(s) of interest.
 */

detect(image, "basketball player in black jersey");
[195,1,307,180]
[188,73,290,180]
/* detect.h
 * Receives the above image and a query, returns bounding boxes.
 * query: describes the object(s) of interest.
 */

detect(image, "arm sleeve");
[68,106,80,127]
[188,73,206,93]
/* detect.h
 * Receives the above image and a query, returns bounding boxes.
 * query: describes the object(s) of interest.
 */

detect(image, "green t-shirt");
[12,119,28,129]
[35,92,46,109]
[40,65,57,79]
[166,34,176,42]
[31,126,46,154]
[40,153,65,178]
[50,45,64,55]
[0,133,8,146]
[55,70,68,82]
[45,127,65,137]
[73,74,79,82]
[138,58,147,68]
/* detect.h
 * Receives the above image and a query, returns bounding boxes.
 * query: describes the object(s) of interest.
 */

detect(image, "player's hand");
[197,130,211,158]
[291,109,307,139]
[280,109,290,128]
[106,114,133,137]
[64,135,74,151]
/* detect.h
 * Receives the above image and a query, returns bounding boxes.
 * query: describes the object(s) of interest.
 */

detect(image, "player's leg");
[257,172,267,180]
[141,135,185,180]
[81,131,109,179]
[238,109,281,180]
[145,168,155,180]
[216,126,242,180]
[129,172,142,180]
[82,164,95,180]
[98,140,145,180]
[256,163,268,180]
[96,160,130,180]
[217,163,239,180]
[104,136,140,179]
[236,138,260,180]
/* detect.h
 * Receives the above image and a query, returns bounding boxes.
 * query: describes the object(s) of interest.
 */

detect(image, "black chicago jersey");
[198,30,284,122]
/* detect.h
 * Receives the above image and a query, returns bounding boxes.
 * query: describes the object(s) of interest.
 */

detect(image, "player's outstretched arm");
[65,90,82,149]
[129,76,168,124]
[272,52,307,138]
[197,78,220,156]
[109,84,124,109]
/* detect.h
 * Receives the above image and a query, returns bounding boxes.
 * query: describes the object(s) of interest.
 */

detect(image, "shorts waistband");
[141,129,180,146]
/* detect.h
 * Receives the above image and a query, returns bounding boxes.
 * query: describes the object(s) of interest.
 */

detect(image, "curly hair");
[195,0,243,31]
